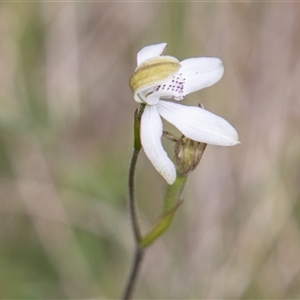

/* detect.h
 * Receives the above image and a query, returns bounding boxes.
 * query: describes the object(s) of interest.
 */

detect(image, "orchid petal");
[137,43,167,66]
[141,105,176,184]
[180,57,224,95]
[157,101,239,146]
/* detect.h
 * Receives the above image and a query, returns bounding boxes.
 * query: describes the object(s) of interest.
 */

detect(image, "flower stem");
[128,104,145,242]
[122,105,145,300]
[128,148,142,242]
[122,247,145,300]
[163,173,187,213]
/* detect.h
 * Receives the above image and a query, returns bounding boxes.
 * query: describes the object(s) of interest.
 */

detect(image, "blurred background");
[0,1,300,299]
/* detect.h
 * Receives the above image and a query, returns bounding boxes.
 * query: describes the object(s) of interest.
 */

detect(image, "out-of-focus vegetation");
[0,2,300,299]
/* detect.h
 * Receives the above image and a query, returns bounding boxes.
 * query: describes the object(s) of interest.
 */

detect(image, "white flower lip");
[130,55,181,105]
[131,42,239,184]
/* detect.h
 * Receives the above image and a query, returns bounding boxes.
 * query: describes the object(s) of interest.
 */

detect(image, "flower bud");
[174,135,207,175]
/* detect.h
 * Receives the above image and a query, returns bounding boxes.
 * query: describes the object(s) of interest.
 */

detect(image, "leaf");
[139,200,183,248]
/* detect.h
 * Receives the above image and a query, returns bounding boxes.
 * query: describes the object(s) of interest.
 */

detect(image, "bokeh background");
[1,1,300,299]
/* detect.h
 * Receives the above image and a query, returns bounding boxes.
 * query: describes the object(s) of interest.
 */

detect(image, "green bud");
[174,136,207,175]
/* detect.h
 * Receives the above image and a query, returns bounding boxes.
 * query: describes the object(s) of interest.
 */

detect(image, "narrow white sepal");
[137,43,167,67]
[141,105,176,184]
[157,101,239,146]
[180,57,224,95]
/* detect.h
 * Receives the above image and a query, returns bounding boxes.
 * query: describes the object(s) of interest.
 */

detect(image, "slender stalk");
[122,247,144,300]
[122,105,145,300]
[122,149,143,300]
[128,148,142,242]
[128,104,145,242]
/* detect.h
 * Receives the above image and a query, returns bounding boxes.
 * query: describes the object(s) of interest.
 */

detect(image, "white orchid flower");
[130,42,239,185]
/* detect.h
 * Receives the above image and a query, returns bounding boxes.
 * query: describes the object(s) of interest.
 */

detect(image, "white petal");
[141,105,176,184]
[157,101,239,146]
[180,57,224,95]
[137,43,167,66]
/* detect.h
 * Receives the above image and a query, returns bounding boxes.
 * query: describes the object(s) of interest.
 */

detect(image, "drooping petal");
[157,101,239,146]
[141,105,176,184]
[179,57,224,96]
[137,43,167,66]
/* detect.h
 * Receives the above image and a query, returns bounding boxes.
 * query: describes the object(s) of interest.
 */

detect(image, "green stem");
[163,173,187,213]
[122,104,145,300]
[128,148,142,242]
[122,247,144,300]
[128,104,145,242]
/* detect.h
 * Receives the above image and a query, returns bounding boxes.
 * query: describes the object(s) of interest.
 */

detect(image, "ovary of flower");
[130,42,239,185]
